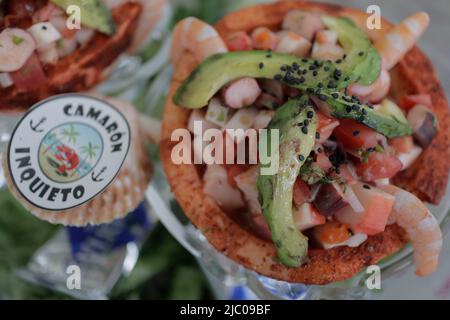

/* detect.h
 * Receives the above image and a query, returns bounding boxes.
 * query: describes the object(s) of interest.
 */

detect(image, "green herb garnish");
[12,36,24,45]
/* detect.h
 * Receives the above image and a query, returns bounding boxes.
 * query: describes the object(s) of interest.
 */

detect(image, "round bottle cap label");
[7,94,131,211]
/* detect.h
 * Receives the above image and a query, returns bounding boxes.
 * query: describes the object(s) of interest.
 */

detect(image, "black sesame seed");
[302,58,308,63]
[336,59,342,64]
[280,65,287,71]
[315,132,320,140]
[362,108,368,115]
[302,69,308,75]
[332,93,339,99]
[259,62,264,69]
[272,101,279,108]
[346,106,352,113]
[324,66,330,71]
[343,54,347,59]
[292,62,299,70]
[327,80,337,89]
[301,126,308,134]
[319,94,327,101]
[358,116,365,122]
[335,167,341,174]
[352,104,360,111]
[303,119,309,126]
[299,76,305,83]
[352,130,360,136]
[306,88,314,94]
[299,155,305,161]
[358,51,365,56]
[344,76,351,81]
[309,65,317,71]
[307,111,314,119]
[42,25,47,30]
[274,74,282,81]
[313,70,318,76]
[314,60,321,66]
[363,184,371,189]
[317,146,323,153]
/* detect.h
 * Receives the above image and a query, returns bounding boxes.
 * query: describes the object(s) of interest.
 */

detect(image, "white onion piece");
[339,183,365,213]
[0,28,36,72]
[375,178,390,186]
[0,73,14,88]
[397,145,422,170]
[28,22,62,48]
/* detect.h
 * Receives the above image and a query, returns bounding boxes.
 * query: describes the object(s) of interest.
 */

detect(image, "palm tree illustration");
[77,142,100,177]
[61,125,79,144]
[43,132,59,154]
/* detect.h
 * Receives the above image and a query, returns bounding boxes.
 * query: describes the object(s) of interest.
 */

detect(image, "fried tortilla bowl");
[0,0,165,113]
[160,1,450,284]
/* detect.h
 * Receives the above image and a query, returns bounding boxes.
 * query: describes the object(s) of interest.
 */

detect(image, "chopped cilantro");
[12,36,24,45]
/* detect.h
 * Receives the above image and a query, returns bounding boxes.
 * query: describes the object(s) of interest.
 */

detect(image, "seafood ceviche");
[0,0,164,111]
[162,1,450,283]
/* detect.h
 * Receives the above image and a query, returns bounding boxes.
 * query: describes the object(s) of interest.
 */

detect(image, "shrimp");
[380,185,442,276]
[171,17,227,65]
[105,0,167,52]
[375,12,430,70]
[348,12,428,103]
[347,69,391,103]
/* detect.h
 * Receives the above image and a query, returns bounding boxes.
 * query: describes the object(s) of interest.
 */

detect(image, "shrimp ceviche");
[161,1,450,284]
[0,0,165,111]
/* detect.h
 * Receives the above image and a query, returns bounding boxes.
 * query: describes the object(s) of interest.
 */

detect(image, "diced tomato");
[293,178,311,206]
[335,182,394,235]
[316,112,339,143]
[7,0,46,16]
[356,152,403,181]
[225,164,252,188]
[389,136,414,154]
[10,53,47,89]
[400,94,432,112]
[314,151,332,172]
[333,119,379,150]
[314,221,351,245]
[226,31,253,51]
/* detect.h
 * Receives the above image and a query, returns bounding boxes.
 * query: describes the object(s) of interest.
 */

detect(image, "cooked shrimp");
[105,0,167,52]
[221,77,261,109]
[171,17,227,65]
[347,68,391,103]
[375,12,430,70]
[380,185,442,276]
[251,27,279,50]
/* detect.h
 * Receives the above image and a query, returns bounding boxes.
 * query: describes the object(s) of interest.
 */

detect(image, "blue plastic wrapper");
[17,202,156,300]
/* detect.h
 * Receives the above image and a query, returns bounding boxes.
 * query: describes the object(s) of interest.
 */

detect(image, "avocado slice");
[257,97,317,267]
[51,0,115,35]
[317,91,413,138]
[174,51,351,109]
[322,15,381,86]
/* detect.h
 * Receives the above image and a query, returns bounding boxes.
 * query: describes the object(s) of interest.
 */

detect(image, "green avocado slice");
[322,15,381,86]
[257,97,317,267]
[174,51,351,109]
[51,0,115,35]
[316,91,413,138]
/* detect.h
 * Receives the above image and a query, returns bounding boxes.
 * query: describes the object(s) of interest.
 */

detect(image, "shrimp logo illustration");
[7,94,130,211]
[38,123,103,184]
